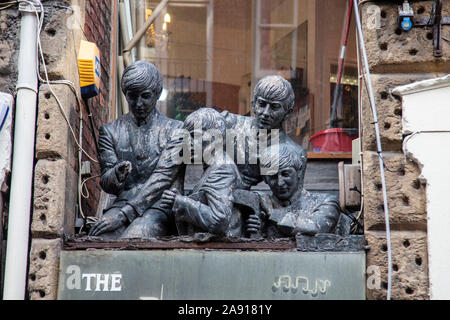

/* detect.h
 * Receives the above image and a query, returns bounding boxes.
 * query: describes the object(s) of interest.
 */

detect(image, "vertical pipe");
[110,0,119,121]
[206,0,214,107]
[117,55,128,114]
[330,0,354,128]
[123,0,170,67]
[124,0,135,62]
[353,0,392,300]
[291,0,299,75]
[3,2,40,300]
[119,2,131,51]
[130,0,136,35]
[253,0,261,85]
[135,0,146,60]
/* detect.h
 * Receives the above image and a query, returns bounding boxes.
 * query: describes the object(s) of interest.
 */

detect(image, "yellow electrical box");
[78,40,101,99]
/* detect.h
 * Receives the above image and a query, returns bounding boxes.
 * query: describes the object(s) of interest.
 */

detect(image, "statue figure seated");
[246,143,341,238]
[88,61,184,239]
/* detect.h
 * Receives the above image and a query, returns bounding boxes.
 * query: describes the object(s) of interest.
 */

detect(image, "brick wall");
[81,0,114,217]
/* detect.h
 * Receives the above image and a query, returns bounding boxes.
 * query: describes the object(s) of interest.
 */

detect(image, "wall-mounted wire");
[18,0,100,230]
[0,1,18,11]
[354,0,393,300]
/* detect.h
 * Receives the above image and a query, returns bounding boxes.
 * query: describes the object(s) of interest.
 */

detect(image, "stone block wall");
[361,0,449,299]
[27,0,114,300]
[28,239,62,300]
[0,0,114,300]
[0,0,443,301]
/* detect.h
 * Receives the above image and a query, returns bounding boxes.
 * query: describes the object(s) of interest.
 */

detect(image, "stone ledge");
[296,234,366,252]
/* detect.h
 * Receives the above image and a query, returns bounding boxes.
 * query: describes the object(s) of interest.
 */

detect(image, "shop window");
[119,0,358,155]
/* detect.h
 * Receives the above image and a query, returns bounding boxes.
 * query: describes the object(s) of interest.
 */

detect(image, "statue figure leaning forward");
[88,61,184,239]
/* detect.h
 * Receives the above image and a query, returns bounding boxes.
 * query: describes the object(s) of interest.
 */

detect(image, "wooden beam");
[307,152,352,160]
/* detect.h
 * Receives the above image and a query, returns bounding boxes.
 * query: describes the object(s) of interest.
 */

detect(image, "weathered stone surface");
[31,159,77,237]
[0,41,14,74]
[361,1,450,73]
[296,234,365,252]
[36,84,77,165]
[28,238,62,300]
[39,1,80,83]
[365,230,428,300]
[363,151,427,231]
[361,73,444,152]
[0,9,19,95]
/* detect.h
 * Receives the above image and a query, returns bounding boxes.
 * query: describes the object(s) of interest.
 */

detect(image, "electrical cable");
[0,4,16,10]
[404,130,450,146]
[82,97,100,156]
[0,0,18,10]
[354,0,393,300]
[80,174,101,199]
[355,32,365,227]
[18,0,100,230]
[18,0,84,225]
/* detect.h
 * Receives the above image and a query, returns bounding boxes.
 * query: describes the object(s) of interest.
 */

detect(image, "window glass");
[126,0,359,154]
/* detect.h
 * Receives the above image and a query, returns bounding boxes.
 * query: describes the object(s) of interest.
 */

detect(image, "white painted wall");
[392,74,450,300]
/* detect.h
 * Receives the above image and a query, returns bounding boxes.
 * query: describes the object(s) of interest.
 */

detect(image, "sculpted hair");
[253,75,295,114]
[184,108,226,136]
[260,143,307,177]
[121,61,163,97]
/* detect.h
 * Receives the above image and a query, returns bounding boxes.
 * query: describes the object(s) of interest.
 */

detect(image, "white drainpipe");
[3,0,41,300]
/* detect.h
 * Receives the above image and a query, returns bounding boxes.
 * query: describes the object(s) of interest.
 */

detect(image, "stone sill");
[63,234,366,252]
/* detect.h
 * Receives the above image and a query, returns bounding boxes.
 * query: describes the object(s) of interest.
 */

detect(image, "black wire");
[342,210,364,234]
[82,97,100,156]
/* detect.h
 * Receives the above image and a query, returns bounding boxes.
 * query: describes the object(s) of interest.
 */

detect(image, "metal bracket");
[413,0,450,57]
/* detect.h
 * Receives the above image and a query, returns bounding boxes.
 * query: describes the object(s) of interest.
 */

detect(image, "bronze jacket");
[98,109,183,219]
[260,188,341,238]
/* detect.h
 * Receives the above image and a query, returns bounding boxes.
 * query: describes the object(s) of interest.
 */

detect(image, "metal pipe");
[206,0,214,107]
[124,0,136,63]
[353,0,392,300]
[123,0,170,67]
[3,0,41,300]
[117,55,128,114]
[330,0,354,128]
[135,0,146,60]
[129,0,136,35]
[119,2,130,53]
